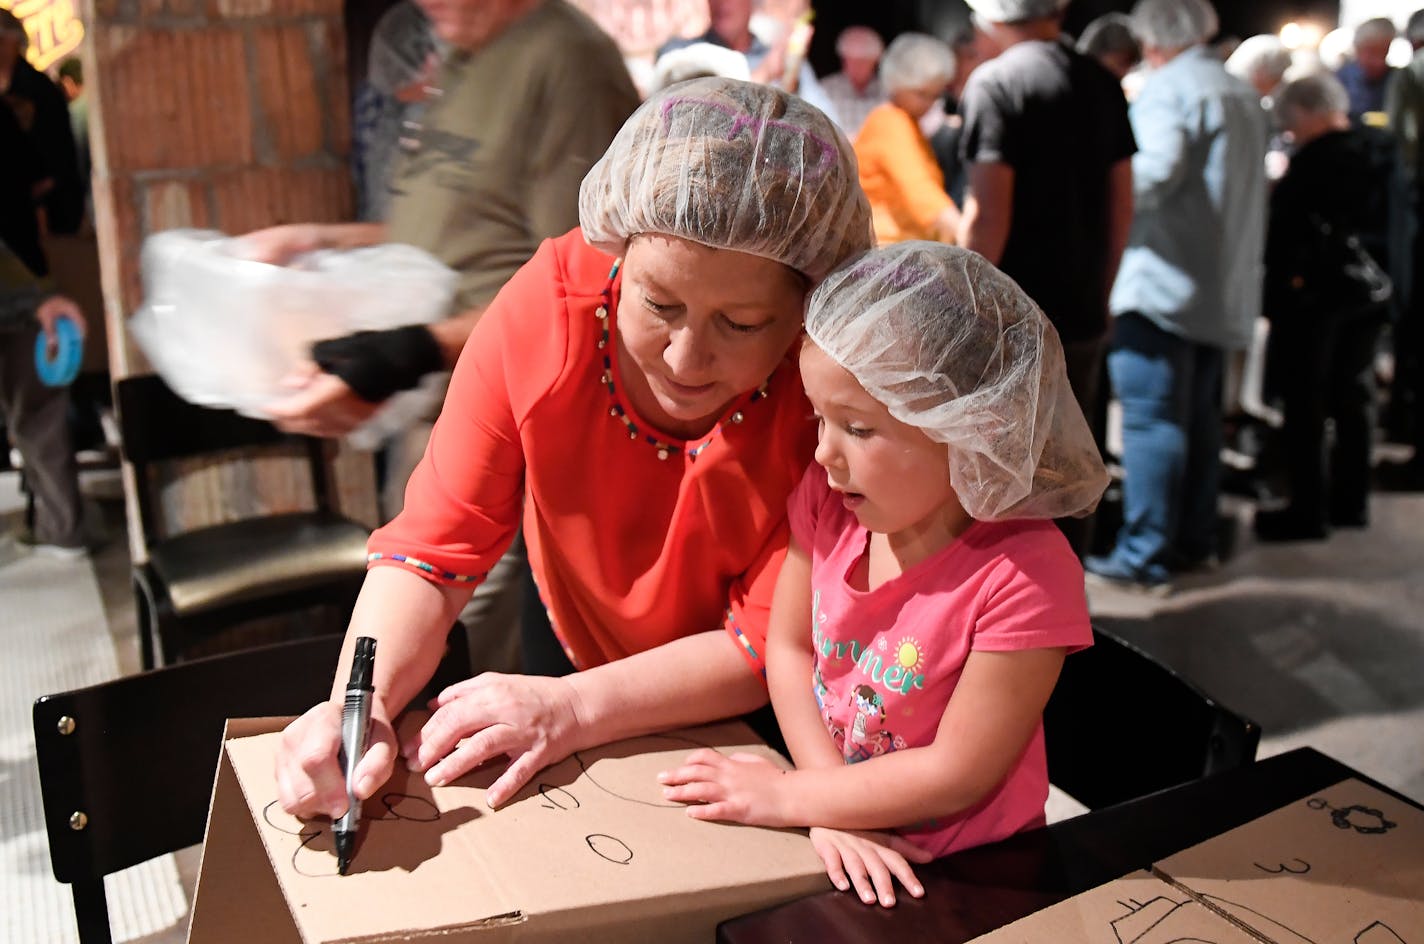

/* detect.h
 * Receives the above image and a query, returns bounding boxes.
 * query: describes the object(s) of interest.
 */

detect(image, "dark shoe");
[1083,555,1173,596]
[1165,550,1220,575]
[1253,507,1328,542]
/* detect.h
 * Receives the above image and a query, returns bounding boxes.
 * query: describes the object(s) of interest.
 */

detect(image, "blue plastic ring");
[35,315,84,388]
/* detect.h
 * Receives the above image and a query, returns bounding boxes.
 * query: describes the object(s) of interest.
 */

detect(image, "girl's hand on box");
[657,748,793,826]
[809,826,930,908]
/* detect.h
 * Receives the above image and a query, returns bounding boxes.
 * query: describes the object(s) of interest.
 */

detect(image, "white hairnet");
[579,77,873,283]
[647,42,750,95]
[1225,34,1292,87]
[879,33,956,94]
[805,243,1108,521]
[1129,0,1218,51]
[965,0,1069,26]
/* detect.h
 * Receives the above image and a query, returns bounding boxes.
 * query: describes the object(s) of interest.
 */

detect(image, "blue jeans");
[1103,313,1224,580]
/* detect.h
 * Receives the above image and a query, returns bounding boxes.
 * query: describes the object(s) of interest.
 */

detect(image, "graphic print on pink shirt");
[813,588,912,764]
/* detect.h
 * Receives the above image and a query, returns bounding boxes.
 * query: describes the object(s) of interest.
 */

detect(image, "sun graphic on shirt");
[894,637,923,671]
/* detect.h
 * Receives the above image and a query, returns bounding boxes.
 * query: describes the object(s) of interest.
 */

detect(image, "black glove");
[311,325,444,403]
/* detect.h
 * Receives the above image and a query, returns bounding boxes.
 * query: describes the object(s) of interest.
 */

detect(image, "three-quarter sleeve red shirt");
[367,229,817,676]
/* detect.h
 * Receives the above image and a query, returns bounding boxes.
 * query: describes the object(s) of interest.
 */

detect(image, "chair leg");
[71,878,114,944]
[156,602,182,667]
[132,576,156,671]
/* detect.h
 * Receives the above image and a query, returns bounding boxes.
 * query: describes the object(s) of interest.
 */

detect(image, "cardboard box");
[975,778,1424,943]
[187,718,830,943]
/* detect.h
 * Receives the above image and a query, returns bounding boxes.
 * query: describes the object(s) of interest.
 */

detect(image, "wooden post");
[83,0,379,559]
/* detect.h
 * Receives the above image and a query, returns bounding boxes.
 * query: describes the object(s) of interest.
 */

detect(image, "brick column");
[85,0,379,552]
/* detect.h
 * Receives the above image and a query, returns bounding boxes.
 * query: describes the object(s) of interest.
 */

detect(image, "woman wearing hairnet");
[660,243,1108,907]
[273,78,875,822]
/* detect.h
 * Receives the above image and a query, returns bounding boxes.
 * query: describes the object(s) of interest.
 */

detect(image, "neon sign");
[2,0,84,73]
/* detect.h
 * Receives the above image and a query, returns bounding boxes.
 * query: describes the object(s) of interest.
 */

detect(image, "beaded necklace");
[594,259,770,462]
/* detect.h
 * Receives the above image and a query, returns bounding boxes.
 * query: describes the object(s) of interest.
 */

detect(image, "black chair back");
[33,629,470,944]
[1044,625,1261,810]
[115,374,336,539]
[114,373,369,668]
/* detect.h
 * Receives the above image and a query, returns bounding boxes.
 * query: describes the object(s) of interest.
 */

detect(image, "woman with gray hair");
[1226,33,1294,100]
[1077,12,1142,80]
[853,32,961,244]
[1256,70,1403,541]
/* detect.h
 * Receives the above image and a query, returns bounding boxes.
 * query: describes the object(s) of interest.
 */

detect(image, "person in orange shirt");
[853,33,960,245]
[273,77,874,821]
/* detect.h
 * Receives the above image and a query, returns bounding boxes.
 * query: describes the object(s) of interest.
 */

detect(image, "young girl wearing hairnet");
[272,78,875,823]
[660,242,1109,907]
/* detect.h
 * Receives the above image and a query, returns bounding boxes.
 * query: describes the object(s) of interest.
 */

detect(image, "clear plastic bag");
[130,229,457,449]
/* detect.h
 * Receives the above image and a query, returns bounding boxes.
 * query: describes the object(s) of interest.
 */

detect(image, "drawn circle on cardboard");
[573,734,712,808]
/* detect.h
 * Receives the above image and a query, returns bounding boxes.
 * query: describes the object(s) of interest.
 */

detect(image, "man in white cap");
[957,0,1137,555]
[820,25,887,138]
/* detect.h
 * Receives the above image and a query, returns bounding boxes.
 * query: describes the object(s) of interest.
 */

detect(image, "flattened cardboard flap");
[189,719,828,944]
[970,870,1260,943]
[974,778,1424,944]
[1154,778,1424,943]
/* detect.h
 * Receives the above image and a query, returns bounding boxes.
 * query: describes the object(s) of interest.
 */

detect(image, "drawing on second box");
[1308,796,1398,835]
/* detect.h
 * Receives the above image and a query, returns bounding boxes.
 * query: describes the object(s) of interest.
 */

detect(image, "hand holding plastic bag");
[130,229,458,448]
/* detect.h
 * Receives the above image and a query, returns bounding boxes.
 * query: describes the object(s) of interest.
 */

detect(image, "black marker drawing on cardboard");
[262,793,441,877]
[1355,921,1408,944]
[553,734,720,866]
[1110,892,1321,944]
[537,784,580,811]
[261,731,753,877]
[586,833,634,865]
[572,733,715,808]
[1308,796,1398,834]
[1253,857,1310,875]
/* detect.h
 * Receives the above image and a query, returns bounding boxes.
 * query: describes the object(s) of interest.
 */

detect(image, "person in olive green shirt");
[241,0,640,673]
[244,0,638,443]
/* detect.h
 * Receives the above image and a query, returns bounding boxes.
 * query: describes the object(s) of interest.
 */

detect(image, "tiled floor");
[6,460,1424,943]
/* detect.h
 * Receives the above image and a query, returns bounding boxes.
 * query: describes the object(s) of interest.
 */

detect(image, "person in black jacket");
[0,10,84,237]
[1256,71,1405,541]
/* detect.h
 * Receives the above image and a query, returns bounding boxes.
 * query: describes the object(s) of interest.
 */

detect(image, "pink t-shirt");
[788,468,1093,858]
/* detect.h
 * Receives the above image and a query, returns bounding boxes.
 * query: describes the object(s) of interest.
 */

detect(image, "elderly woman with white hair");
[852,32,961,245]
[1226,33,1295,101]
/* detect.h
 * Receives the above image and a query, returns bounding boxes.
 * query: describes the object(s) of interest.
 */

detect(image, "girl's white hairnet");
[579,77,873,283]
[805,242,1108,521]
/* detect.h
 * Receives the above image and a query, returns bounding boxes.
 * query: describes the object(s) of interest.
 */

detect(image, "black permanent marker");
[335,636,376,875]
